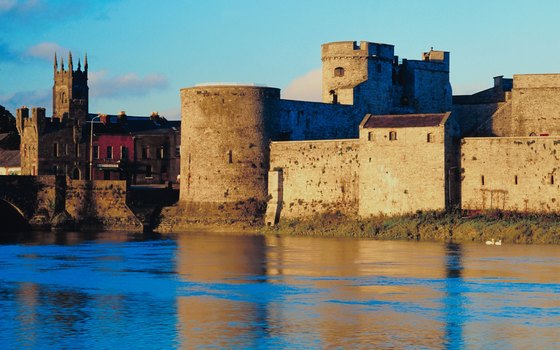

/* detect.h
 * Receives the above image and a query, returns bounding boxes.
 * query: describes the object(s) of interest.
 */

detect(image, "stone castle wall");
[279,100,363,140]
[461,137,560,212]
[269,139,360,218]
[510,74,560,136]
[358,124,448,216]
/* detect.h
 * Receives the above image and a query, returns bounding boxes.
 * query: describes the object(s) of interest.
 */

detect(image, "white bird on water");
[485,239,502,245]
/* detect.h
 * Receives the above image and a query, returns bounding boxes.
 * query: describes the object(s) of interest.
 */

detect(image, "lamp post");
[89,115,101,180]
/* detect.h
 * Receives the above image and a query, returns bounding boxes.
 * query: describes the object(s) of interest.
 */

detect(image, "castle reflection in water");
[5,232,559,349]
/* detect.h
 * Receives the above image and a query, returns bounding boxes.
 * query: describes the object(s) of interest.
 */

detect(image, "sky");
[2,0,560,120]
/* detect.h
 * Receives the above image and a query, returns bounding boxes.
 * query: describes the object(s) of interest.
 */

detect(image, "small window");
[228,150,233,164]
[53,143,59,157]
[481,175,485,186]
[65,144,69,156]
[427,133,435,143]
[175,146,180,157]
[106,146,113,160]
[334,67,344,77]
[157,146,164,160]
[121,146,128,160]
[551,175,555,185]
[75,143,80,157]
[368,131,374,141]
[514,175,518,185]
[142,146,149,159]
[93,145,99,159]
[389,131,397,141]
[146,165,152,178]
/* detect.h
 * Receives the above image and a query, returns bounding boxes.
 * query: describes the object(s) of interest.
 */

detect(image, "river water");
[0,231,558,349]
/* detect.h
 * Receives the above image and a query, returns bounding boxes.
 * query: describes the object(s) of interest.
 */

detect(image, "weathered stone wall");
[180,85,280,220]
[278,100,364,140]
[452,102,508,137]
[269,139,360,218]
[405,59,452,113]
[65,179,142,230]
[461,137,560,212]
[358,120,458,216]
[510,74,560,136]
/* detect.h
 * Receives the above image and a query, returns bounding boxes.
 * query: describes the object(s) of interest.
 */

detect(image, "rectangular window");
[389,131,397,141]
[481,175,485,186]
[65,144,69,156]
[427,133,435,143]
[75,143,80,157]
[146,165,152,178]
[142,146,149,159]
[228,150,233,164]
[514,175,518,185]
[53,143,59,157]
[93,145,99,159]
[121,146,128,160]
[107,146,113,160]
[175,146,180,157]
[157,146,164,159]
[368,132,374,141]
[551,175,555,185]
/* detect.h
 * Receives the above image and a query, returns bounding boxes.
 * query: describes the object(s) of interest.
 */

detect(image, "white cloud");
[89,70,168,98]
[160,107,180,120]
[0,0,16,12]
[0,88,51,115]
[282,68,322,102]
[25,41,66,60]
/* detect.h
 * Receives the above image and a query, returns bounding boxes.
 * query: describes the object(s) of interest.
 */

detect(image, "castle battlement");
[321,41,394,60]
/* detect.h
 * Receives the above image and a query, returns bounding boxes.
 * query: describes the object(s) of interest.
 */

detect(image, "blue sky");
[1,0,560,120]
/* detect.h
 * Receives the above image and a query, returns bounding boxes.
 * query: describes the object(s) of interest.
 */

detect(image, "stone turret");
[321,41,395,113]
[179,84,280,222]
[16,107,45,175]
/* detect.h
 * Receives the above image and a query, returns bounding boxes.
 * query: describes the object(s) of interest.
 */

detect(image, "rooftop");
[361,113,449,129]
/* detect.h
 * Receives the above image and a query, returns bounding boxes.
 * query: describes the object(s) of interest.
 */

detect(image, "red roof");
[362,113,448,129]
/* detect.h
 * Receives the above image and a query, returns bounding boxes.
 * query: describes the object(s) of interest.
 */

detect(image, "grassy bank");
[262,211,560,244]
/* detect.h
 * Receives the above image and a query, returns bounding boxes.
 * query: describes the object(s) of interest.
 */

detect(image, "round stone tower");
[179,84,280,221]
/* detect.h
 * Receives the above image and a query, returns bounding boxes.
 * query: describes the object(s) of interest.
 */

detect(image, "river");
[0,231,558,349]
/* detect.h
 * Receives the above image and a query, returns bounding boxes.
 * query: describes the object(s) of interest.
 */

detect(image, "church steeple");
[54,52,58,76]
[52,51,89,121]
[84,53,88,72]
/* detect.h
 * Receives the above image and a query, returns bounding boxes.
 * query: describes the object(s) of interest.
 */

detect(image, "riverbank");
[261,211,560,244]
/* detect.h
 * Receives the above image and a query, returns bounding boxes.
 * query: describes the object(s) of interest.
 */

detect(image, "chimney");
[99,113,109,125]
[118,110,127,124]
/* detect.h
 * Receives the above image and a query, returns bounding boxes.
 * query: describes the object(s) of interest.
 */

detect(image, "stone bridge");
[0,176,142,232]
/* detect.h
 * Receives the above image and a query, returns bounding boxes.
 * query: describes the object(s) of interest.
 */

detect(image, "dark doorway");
[72,168,81,180]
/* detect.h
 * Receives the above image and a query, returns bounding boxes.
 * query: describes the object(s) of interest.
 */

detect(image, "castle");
[159,40,560,229]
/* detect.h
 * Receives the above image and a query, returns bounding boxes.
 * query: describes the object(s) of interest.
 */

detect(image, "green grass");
[261,210,560,244]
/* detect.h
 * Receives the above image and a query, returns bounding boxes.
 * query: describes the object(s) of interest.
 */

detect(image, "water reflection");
[0,231,559,349]
[175,233,268,348]
[443,243,465,350]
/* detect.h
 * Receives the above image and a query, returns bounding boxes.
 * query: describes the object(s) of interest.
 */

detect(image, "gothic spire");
[61,57,64,71]
[77,58,81,71]
[54,52,58,72]
[68,51,73,71]
[84,52,88,71]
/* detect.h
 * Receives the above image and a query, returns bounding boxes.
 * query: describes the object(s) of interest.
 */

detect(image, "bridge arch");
[0,198,31,232]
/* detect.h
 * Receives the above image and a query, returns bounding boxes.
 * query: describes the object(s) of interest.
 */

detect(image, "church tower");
[52,52,88,122]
